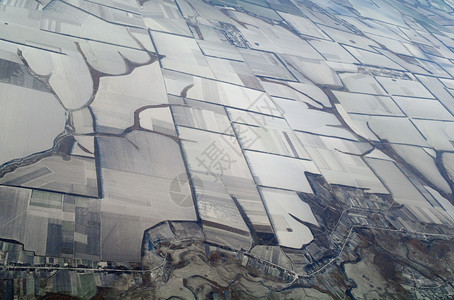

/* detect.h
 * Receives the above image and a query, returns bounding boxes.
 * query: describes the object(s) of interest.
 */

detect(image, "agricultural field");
[0,0,454,298]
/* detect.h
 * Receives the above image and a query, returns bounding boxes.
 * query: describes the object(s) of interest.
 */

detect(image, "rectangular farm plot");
[0,82,66,167]
[309,40,359,63]
[91,63,168,135]
[141,0,192,36]
[0,186,30,246]
[274,98,357,140]
[228,109,311,159]
[340,73,387,95]
[98,131,197,261]
[260,187,318,248]
[151,31,214,78]
[193,172,253,250]
[333,91,404,116]
[280,12,329,40]
[343,46,405,70]
[178,126,250,180]
[172,99,233,135]
[239,48,296,81]
[245,151,319,193]
[365,158,429,206]
[197,40,244,61]
[163,70,283,117]
[0,156,98,198]
[178,126,274,236]
[296,132,389,194]
[392,96,454,120]
[376,76,434,98]
[281,55,343,88]
[412,119,454,151]
[205,56,263,89]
